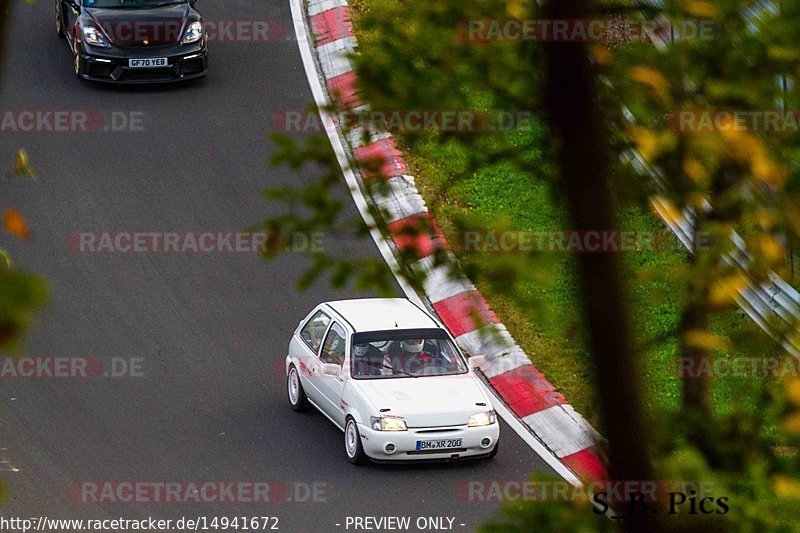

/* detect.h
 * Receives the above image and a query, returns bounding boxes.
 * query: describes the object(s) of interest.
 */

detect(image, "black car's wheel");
[73,47,83,78]
[287,364,310,412]
[55,0,65,38]
[344,417,368,465]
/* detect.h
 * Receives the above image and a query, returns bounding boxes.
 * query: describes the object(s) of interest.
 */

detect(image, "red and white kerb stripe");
[306,0,606,484]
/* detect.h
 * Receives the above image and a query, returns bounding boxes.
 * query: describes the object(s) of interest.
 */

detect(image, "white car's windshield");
[350,329,468,379]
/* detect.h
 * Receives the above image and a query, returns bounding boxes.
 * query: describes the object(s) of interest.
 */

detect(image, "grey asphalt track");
[0,1,557,531]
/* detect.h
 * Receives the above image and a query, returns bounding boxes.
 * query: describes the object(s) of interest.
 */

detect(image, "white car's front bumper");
[358,423,500,461]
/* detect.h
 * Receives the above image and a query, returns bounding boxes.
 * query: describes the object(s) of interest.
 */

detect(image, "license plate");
[415,438,463,451]
[128,58,168,68]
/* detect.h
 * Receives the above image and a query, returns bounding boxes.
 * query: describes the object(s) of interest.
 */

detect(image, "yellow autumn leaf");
[751,151,788,188]
[787,378,800,406]
[768,46,800,62]
[630,126,658,161]
[782,412,800,434]
[629,127,674,161]
[0,248,11,269]
[3,209,30,240]
[682,0,721,19]
[720,127,762,160]
[683,158,708,184]
[709,274,747,306]
[506,0,527,20]
[755,209,776,230]
[629,66,669,102]
[773,475,800,500]
[683,329,729,351]
[588,45,613,65]
[719,127,787,185]
[12,149,36,179]
[757,234,784,263]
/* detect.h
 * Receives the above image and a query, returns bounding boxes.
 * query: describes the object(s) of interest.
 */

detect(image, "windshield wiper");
[360,360,418,378]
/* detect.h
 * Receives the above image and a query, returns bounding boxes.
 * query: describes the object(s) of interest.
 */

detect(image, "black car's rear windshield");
[84,0,187,8]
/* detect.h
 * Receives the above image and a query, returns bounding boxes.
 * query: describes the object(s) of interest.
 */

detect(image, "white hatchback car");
[285,298,500,464]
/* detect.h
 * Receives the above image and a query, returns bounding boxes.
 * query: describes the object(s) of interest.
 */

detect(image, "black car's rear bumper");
[77,44,208,84]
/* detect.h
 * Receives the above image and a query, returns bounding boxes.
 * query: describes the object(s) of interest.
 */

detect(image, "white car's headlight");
[183,21,203,44]
[468,410,496,427]
[370,416,407,431]
[82,25,110,48]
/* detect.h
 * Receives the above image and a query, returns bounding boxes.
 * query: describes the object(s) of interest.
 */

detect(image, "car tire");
[287,364,310,412]
[344,417,368,465]
[487,440,499,459]
[73,47,82,78]
[55,1,65,39]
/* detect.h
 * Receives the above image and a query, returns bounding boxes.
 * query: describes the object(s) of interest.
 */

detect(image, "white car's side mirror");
[468,356,486,369]
[322,363,341,376]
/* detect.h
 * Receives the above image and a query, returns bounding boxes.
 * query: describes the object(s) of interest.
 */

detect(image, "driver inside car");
[391,339,445,375]
[352,342,385,376]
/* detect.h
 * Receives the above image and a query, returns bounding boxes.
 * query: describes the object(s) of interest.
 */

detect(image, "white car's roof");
[324,298,440,332]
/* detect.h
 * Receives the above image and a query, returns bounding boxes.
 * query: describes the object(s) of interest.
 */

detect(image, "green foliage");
[1,155,48,350]
[0,267,47,351]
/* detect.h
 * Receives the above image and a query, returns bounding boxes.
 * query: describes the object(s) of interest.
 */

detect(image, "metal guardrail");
[623,2,800,355]
[623,147,800,356]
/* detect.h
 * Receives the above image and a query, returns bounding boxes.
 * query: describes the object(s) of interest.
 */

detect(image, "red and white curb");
[290,0,606,485]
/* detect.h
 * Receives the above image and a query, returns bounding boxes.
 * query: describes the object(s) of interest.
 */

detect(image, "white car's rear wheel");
[287,365,309,411]
[345,418,367,465]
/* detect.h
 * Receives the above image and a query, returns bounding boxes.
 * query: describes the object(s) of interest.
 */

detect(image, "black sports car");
[56,0,208,83]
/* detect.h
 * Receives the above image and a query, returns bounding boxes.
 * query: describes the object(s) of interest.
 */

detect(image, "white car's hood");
[356,374,490,427]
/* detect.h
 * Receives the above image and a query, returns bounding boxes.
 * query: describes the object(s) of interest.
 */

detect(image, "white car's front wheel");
[488,440,499,459]
[344,418,367,465]
[287,364,310,412]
